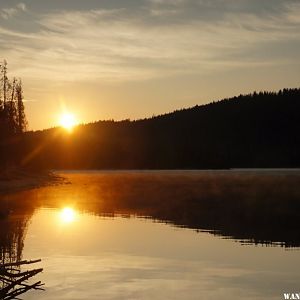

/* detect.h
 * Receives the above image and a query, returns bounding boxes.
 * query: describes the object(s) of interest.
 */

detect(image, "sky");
[0,0,299,130]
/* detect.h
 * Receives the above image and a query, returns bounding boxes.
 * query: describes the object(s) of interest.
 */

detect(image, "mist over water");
[1,170,300,299]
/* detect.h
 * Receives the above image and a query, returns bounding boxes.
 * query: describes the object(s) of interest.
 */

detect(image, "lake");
[1,170,300,299]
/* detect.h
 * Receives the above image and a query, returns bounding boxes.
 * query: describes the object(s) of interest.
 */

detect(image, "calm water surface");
[1,171,300,299]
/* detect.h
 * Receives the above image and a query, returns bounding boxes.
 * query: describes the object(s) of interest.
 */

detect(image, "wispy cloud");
[148,0,187,5]
[284,2,300,24]
[0,1,299,82]
[0,2,26,20]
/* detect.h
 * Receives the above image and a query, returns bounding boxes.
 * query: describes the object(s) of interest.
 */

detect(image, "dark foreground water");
[1,170,300,299]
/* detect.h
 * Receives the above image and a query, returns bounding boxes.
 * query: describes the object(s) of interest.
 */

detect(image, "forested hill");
[23,88,300,169]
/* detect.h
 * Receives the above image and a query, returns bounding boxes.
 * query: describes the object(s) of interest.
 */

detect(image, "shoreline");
[1,168,300,195]
[0,168,67,195]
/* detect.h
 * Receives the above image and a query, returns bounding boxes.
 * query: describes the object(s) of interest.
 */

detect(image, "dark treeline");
[21,88,300,170]
[0,60,27,168]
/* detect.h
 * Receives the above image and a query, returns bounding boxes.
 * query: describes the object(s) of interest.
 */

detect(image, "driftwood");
[0,259,44,300]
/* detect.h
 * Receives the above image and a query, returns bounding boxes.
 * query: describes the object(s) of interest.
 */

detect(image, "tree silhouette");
[15,80,27,133]
[0,61,27,167]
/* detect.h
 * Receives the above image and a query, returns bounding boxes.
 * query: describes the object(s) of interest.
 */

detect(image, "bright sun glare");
[60,207,77,223]
[59,112,76,131]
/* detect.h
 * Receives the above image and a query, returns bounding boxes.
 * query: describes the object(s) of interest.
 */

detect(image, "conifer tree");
[0,60,27,136]
[16,79,27,133]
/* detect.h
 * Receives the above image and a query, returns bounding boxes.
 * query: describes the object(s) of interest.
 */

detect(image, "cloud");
[0,1,299,83]
[148,0,187,5]
[284,2,300,24]
[0,2,27,20]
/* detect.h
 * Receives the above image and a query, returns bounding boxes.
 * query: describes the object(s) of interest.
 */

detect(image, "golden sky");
[1,0,300,130]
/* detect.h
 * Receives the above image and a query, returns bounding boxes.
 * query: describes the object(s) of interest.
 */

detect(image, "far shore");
[1,168,300,195]
[0,168,66,194]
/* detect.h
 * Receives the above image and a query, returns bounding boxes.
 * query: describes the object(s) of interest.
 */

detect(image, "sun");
[59,112,77,131]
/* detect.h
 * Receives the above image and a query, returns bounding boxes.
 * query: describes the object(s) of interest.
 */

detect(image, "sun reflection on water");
[60,207,77,224]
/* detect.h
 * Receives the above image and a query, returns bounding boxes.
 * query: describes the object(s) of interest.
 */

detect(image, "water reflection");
[16,170,300,248]
[0,204,44,299]
[21,208,300,300]
[0,170,300,300]
[59,207,77,224]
